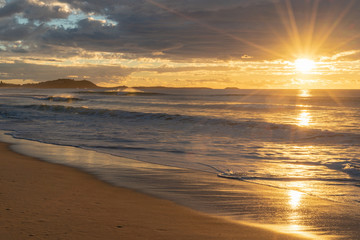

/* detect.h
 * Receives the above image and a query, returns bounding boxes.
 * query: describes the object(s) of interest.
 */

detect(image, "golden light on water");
[288,190,303,209]
[297,90,312,126]
[297,109,311,126]
[298,89,310,98]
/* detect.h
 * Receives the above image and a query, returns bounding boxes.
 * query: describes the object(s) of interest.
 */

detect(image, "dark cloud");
[0,17,31,41]
[23,3,70,21]
[0,16,49,42]
[0,0,71,21]
[0,0,23,18]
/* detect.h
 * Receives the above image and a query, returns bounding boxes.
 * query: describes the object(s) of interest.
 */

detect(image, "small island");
[0,79,100,89]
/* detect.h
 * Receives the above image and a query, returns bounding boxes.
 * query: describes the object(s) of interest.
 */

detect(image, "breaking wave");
[76,90,167,96]
[34,95,83,102]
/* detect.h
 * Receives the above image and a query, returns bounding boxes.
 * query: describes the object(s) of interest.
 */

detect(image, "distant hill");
[24,79,100,89]
[0,79,100,89]
[0,81,19,88]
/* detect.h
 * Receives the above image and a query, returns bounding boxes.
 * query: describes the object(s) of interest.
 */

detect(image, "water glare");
[298,89,310,97]
[288,190,303,209]
[297,109,311,126]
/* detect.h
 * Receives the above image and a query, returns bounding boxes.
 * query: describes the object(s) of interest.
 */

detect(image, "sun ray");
[327,32,360,56]
[267,21,294,59]
[323,90,345,108]
[284,0,302,55]
[271,0,357,63]
[146,0,357,80]
[305,0,320,56]
[274,1,298,56]
[312,0,355,55]
[273,0,312,58]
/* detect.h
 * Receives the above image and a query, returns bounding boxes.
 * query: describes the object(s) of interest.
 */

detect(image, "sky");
[0,0,360,88]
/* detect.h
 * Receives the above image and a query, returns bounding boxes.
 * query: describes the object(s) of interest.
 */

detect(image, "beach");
[0,142,306,240]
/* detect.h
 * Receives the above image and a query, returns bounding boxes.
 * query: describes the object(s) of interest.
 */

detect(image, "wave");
[8,103,300,123]
[2,103,360,145]
[217,158,360,184]
[74,89,360,104]
[217,172,360,183]
[168,102,322,112]
[92,145,188,154]
[76,90,168,96]
[326,162,360,179]
[34,95,84,102]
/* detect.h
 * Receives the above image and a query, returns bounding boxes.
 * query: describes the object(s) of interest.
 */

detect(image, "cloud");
[0,1,24,18]
[0,18,31,41]
[23,0,72,21]
[321,50,360,61]
[0,0,72,21]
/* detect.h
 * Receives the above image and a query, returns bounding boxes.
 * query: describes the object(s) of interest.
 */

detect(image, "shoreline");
[0,141,306,239]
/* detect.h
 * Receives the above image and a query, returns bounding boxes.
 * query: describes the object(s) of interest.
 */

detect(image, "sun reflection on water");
[298,89,310,97]
[297,109,311,126]
[288,190,303,209]
[284,181,315,238]
[296,90,312,127]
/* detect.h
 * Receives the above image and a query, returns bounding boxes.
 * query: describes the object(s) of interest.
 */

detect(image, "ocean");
[0,87,359,239]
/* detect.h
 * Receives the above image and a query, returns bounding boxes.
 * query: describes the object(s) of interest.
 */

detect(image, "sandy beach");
[0,142,307,240]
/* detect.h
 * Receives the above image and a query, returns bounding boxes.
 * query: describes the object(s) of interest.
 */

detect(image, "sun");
[294,58,316,73]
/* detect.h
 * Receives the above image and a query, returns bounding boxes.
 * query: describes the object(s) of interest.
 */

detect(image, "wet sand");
[0,142,305,240]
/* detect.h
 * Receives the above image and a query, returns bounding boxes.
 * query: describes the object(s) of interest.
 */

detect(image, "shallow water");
[0,88,359,239]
